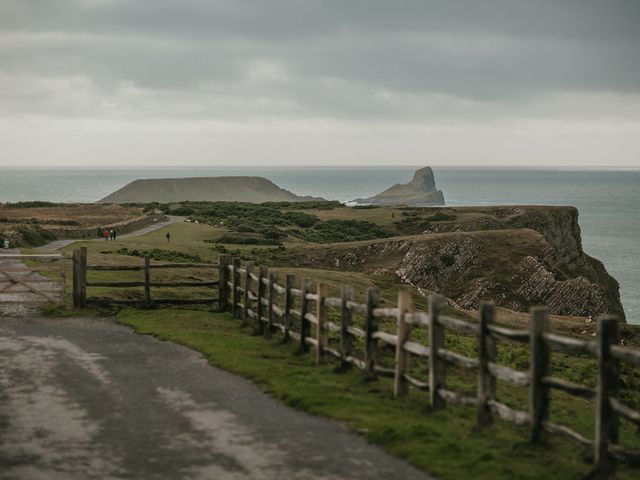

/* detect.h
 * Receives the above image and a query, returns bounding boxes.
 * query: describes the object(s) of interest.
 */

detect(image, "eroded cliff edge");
[287,206,625,321]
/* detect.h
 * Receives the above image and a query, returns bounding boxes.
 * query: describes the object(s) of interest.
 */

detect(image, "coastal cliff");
[284,205,625,321]
[99,177,323,204]
[354,167,445,206]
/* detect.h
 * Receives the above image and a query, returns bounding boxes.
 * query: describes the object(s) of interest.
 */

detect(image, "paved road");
[33,216,184,253]
[0,316,432,480]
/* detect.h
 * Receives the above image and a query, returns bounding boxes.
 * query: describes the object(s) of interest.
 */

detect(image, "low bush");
[110,247,211,264]
[292,219,392,243]
[207,236,283,246]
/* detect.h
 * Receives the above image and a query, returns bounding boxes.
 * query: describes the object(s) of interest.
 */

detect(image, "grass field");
[117,308,640,480]
[28,216,639,478]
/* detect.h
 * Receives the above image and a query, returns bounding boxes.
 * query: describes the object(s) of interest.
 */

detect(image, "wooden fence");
[216,255,640,471]
[72,247,220,308]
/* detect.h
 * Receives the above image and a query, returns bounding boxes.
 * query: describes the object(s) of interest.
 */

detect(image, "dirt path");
[33,215,184,253]
[0,316,432,480]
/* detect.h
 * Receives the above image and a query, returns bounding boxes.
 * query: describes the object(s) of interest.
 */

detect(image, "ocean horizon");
[1,166,638,324]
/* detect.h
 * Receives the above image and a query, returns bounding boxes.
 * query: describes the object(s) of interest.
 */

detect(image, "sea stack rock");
[354,167,445,206]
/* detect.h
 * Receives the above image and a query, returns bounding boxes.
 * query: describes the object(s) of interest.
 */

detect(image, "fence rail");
[72,247,220,308]
[215,255,640,471]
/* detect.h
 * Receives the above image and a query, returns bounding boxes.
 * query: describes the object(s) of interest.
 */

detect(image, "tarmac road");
[0,315,432,480]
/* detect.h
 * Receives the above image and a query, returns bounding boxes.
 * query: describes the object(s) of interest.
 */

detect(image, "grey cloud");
[0,0,639,121]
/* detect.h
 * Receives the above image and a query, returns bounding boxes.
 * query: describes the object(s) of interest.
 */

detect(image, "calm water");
[0,166,638,323]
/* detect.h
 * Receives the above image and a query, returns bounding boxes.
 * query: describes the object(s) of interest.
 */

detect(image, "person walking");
[166,232,171,243]
[113,229,117,241]
[103,229,110,241]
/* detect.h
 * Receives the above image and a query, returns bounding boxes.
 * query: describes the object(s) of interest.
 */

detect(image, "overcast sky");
[1,0,639,167]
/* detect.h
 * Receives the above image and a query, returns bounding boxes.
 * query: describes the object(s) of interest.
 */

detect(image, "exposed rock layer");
[286,206,624,321]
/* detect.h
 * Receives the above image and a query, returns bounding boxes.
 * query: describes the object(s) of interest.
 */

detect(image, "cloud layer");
[1,0,639,166]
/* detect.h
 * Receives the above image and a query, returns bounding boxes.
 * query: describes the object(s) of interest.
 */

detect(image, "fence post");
[340,285,353,370]
[529,306,550,443]
[72,249,81,309]
[144,255,151,306]
[364,287,379,377]
[477,302,497,425]
[316,282,329,366]
[268,271,278,338]
[243,262,254,327]
[231,258,241,318]
[218,254,230,312]
[299,278,312,353]
[595,316,620,469]
[284,274,295,342]
[257,266,268,336]
[79,246,87,308]
[394,290,413,397]
[429,295,445,410]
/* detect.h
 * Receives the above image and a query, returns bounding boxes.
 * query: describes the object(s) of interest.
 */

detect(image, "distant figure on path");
[109,229,115,241]
[103,229,110,241]
[97,227,103,238]
[113,229,117,241]
[166,232,171,243]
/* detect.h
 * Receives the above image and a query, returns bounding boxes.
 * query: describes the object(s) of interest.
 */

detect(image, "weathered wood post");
[79,246,87,308]
[595,316,620,468]
[316,282,329,366]
[529,306,550,443]
[59,253,68,304]
[143,255,151,306]
[72,248,81,309]
[243,262,254,327]
[231,258,241,318]
[218,254,230,312]
[257,265,268,336]
[283,274,295,342]
[299,278,312,353]
[477,302,497,425]
[394,289,413,397]
[268,271,278,338]
[340,284,354,370]
[429,295,446,409]
[364,287,380,377]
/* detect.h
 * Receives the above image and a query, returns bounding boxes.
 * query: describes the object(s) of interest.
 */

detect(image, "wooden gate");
[0,254,66,308]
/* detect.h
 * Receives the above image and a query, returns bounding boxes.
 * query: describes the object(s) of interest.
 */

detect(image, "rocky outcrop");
[99,177,323,204]
[284,206,625,321]
[354,167,445,206]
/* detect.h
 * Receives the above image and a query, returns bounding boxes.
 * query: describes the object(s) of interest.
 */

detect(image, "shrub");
[292,219,392,243]
[207,236,282,246]
[15,225,56,246]
[4,201,59,209]
[109,247,211,263]
[282,211,319,228]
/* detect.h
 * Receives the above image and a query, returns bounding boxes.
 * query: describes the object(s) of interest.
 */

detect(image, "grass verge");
[117,308,638,480]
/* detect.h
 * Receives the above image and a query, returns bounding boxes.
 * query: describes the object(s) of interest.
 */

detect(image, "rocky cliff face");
[354,167,445,206]
[287,206,625,321]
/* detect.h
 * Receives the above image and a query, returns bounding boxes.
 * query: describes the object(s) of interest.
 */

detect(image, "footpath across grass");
[117,308,638,480]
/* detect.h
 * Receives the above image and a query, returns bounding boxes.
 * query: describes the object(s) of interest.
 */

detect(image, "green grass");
[117,308,639,480]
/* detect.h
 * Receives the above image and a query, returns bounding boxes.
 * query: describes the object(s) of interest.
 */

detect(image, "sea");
[0,166,638,324]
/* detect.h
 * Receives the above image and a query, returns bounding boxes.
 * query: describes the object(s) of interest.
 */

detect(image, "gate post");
[72,249,81,309]
[79,247,87,308]
[218,254,230,312]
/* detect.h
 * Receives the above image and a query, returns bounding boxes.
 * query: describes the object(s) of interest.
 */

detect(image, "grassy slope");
[117,308,638,480]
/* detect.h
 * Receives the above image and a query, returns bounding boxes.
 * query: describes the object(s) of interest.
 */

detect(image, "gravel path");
[0,316,432,480]
[33,215,185,253]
